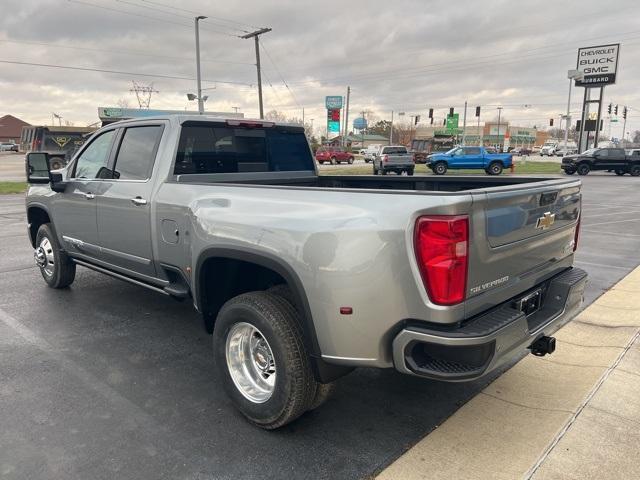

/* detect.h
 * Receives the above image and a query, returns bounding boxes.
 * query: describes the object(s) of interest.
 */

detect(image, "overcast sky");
[1,0,638,139]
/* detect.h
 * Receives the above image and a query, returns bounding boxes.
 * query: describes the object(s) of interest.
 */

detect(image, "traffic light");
[428,108,433,118]
[430,117,434,125]
[475,106,481,117]
[623,107,627,119]
[549,118,554,127]
[443,118,447,126]
[607,103,612,114]
[449,107,454,116]
[614,105,618,115]
[414,115,420,125]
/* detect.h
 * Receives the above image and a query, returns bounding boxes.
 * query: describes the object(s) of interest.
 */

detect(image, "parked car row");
[315,146,355,164]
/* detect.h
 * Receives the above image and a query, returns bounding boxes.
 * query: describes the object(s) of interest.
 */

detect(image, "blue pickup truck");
[427,146,513,175]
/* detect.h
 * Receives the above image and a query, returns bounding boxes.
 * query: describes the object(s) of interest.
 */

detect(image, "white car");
[0,142,18,152]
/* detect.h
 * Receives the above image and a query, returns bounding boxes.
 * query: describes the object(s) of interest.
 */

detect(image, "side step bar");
[72,258,170,296]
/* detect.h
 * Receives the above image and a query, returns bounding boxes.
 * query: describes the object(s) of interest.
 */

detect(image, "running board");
[72,259,170,296]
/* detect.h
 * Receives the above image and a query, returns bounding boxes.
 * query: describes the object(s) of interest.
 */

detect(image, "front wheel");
[35,224,76,288]
[407,168,414,176]
[213,291,317,429]
[330,157,337,165]
[615,168,626,176]
[630,164,640,177]
[348,157,354,164]
[577,163,591,176]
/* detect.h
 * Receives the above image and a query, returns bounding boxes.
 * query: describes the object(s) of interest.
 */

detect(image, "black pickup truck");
[561,147,640,176]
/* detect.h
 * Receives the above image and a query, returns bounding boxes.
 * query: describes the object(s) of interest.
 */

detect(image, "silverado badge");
[536,212,556,230]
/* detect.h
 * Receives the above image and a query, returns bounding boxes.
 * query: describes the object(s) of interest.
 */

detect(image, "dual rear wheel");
[213,288,335,429]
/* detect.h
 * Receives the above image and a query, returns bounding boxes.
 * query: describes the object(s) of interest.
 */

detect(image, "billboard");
[575,44,620,87]
[446,113,459,131]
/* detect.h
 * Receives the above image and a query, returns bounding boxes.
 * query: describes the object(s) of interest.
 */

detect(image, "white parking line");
[574,260,631,271]
[581,229,640,238]
[584,210,640,219]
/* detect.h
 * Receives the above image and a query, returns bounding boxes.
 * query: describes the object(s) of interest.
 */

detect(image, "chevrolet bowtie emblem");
[536,212,556,230]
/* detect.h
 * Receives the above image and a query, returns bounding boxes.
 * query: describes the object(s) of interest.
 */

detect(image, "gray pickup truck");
[25,115,587,429]
[372,145,415,175]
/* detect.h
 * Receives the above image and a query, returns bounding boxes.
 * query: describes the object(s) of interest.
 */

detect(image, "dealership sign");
[575,44,620,87]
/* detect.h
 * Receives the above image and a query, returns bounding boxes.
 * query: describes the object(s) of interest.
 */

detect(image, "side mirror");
[26,152,67,192]
[26,152,50,184]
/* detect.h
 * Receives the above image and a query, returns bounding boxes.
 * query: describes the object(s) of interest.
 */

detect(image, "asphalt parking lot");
[1,173,639,479]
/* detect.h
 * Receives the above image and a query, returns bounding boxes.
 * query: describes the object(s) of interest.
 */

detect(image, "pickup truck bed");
[25,115,586,429]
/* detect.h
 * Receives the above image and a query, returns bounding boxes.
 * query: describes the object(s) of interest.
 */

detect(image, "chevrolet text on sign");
[575,43,620,87]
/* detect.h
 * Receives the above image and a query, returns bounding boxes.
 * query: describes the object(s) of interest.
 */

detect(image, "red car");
[315,146,354,165]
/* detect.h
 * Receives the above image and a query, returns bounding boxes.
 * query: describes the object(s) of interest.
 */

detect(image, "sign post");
[575,44,620,152]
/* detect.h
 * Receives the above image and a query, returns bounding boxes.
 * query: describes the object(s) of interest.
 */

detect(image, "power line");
[0,59,254,86]
[0,39,254,66]
[112,0,248,34]
[260,40,302,111]
[67,0,238,37]
[138,0,261,30]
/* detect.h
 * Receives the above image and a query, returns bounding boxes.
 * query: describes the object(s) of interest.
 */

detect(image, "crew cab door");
[96,124,164,279]
[462,146,483,168]
[52,129,117,258]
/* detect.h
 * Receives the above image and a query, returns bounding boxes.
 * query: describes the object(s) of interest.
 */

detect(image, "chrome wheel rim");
[34,237,55,277]
[225,322,276,403]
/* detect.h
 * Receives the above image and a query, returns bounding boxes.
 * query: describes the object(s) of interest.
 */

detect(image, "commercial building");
[0,114,31,143]
[413,122,548,152]
[328,134,389,149]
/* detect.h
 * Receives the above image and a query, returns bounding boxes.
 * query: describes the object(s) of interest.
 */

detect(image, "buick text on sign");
[575,43,620,87]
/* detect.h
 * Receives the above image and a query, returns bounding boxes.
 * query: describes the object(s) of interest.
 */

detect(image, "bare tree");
[116,98,130,109]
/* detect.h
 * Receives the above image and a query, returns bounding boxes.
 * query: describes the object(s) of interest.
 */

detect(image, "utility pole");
[462,100,468,146]
[496,106,503,151]
[390,110,394,145]
[194,16,207,114]
[344,86,350,147]
[241,27,272,119]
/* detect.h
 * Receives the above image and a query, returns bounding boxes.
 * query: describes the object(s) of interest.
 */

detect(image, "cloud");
[0,0,638,138]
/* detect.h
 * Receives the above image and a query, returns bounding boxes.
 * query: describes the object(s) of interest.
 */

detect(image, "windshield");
[582,148,598,155]
[444,147,460,155]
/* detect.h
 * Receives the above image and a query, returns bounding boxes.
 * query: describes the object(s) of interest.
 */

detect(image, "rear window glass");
[175,123,313,174]
[382,146,407,154]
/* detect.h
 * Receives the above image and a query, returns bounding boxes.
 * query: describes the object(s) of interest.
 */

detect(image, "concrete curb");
[377,266,640,480]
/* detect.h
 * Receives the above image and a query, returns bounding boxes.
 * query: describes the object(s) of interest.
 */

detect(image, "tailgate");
[465,180,581,313]
[387,153,413,165]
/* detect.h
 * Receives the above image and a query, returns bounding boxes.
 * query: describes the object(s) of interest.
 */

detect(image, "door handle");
[85,193,95,200]
[131,197,148,206]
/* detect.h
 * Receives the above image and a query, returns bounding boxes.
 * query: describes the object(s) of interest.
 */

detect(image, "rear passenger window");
[465,147,481,154]
[113,126,163,180]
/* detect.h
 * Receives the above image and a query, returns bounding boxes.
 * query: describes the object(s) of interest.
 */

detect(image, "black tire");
[577,163,591,176]
[487,161,503,175]
[615,168,626,176]
[330,157,337,165]
[433,161,447,175]
[630,164,640,177]
[564,168,576,175]
[213,292,316,429]
[348,157,354,164]
[267,284,296,307]
[49,157,64,170]
[308,382,336,411]
[381,168,387,175]
[35,223,76,288]
[407,168,414,176]
[373,166,378,175]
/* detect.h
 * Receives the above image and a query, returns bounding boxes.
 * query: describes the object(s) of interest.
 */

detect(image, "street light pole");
[241,28,272,119]
[194,16,207,114]
[462,100,468,146]
[390,110,394,145]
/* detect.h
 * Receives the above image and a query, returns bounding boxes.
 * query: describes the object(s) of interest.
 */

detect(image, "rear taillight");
[383,154,389,163]
[573,215,580,251]
[414,215,469,305]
